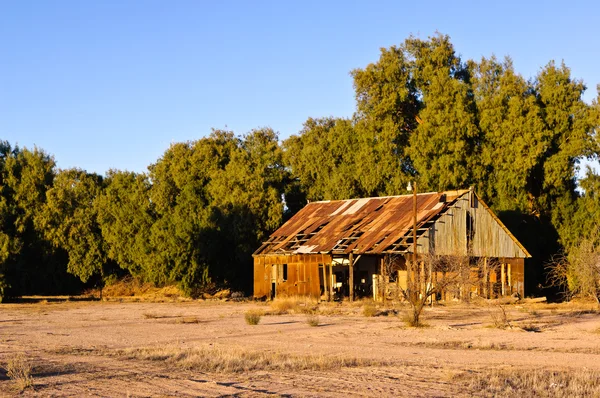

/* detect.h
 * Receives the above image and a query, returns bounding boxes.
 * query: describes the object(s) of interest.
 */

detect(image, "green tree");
[404,34,480,191]
[96,170,154,279]
[0,144,78,299]
[37,169,106,283]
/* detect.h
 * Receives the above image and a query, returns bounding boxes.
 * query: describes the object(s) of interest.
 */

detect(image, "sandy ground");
[0,299,599,397]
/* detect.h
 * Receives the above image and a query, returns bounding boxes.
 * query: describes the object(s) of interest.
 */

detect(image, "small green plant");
[362,303,377,317]
[306,315,320,327]
[245,310,262,325]
[6,353,33,391]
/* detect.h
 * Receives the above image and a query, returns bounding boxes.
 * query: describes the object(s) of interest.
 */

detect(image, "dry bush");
[113,344,382,373]
[306,315,320,327]
[362,303,378,317]
[461,368,600,397]
[245,310,262,325]
[6,353,33,391]
[488,304,510,329]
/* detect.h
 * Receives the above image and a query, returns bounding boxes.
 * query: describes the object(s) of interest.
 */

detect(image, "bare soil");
[1,299,599,397]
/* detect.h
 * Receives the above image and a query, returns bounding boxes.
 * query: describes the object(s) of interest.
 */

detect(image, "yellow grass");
[6,353,33,391]
[99,278,186,301]
[113,344,382,373]
[461,368,600,397]
[269,296,318,315]
[245,310,262,325]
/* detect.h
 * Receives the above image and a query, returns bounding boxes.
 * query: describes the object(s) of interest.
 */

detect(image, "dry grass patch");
[113,345,382,373]
[461,368,600,397]
[269,296,318,315]
[100,277,186,301]
[403,340,509,351]
[6,353,33,391]
[362,303,378,317]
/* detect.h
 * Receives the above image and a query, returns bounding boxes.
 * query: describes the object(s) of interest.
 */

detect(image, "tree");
[37,169,106,284]
[0,144,79,299]
[95,170,154,280]
[405,34,480,192]
[284,118,363,200]
[393,252,486,326]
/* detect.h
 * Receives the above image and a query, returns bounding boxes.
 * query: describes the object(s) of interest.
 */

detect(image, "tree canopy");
[0,33,598,300]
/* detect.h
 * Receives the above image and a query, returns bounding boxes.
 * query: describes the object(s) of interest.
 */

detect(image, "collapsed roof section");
[254,190,471,256]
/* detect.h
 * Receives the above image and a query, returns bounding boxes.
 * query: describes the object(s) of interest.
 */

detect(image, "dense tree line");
[1,34,599,300]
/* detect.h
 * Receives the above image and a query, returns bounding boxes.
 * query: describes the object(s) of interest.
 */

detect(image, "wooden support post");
[349,253,354,302]
[507,263,512,294]
[429,256,433,306]
[501,263,506,297]
[322,263,328,301]
[329,261,334,301]
[381,256,386,303]
[420,261,425,297]
[482,257,488,299]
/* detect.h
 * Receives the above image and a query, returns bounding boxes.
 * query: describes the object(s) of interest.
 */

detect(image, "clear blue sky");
[1,0,599,175]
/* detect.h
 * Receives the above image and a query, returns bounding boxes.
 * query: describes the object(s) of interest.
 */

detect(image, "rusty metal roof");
[254,190,469,256]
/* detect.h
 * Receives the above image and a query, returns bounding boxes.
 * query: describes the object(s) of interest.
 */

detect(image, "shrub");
[306,315,320,327]
[488,304,510,329]
[6,353,33,391]
[245,310,262,325]
[362,303,377,317]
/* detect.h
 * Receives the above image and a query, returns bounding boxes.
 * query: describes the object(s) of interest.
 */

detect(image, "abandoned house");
[253,189,531,301]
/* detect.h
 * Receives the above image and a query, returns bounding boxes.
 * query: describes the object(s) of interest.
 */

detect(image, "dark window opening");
[282,264,288,281]
[466,211,475,249]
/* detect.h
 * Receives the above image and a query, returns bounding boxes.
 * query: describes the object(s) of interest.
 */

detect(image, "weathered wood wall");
[417,193,528,258]
[253,254,329,298]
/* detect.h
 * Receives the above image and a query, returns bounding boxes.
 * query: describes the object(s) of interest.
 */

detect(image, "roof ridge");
[309,189,470,204]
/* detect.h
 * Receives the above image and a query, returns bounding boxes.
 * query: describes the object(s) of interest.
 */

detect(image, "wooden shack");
[253,189,531,301]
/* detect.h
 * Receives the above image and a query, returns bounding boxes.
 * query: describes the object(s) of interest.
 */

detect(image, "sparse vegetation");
[6,353,33,391]
[488,304,511,329]
[245,310,262,325]
[268,296,318,315]
[177,316,201,324]
[306,315,320,327]
[113,345,382,373]
[362,303,378,317]
[461,368,600,397]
